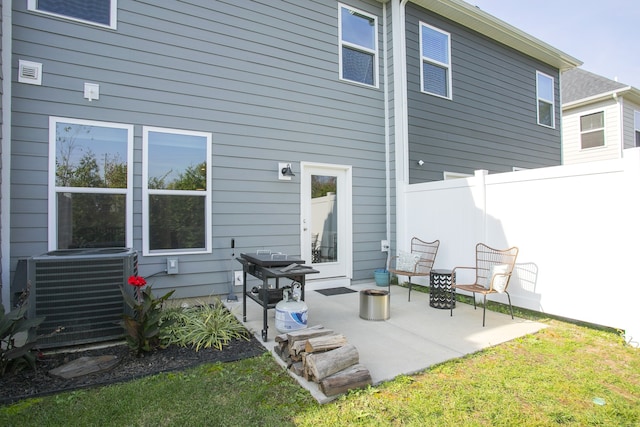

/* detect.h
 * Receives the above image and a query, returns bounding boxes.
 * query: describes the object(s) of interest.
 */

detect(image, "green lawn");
[1,314,638,426]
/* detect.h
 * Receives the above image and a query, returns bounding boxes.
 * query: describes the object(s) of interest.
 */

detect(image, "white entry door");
[301,163,352,281]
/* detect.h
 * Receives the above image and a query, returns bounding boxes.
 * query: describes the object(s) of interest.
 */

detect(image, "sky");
[465,0,640,89]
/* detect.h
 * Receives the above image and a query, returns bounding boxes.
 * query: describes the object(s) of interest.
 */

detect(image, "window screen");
[339,5,378,87]
[30,0,114,27]
[580,112,605,149]
[420,23,451,98]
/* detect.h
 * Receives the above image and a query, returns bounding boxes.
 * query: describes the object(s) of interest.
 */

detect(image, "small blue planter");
[374,269,390,287]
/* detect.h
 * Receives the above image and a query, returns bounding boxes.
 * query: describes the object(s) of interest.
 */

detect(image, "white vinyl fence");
[400,148,640,346]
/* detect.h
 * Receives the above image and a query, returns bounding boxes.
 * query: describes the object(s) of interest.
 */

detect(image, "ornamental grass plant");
[160,300,251,351]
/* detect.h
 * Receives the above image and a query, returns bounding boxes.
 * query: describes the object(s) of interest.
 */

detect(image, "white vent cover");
[18,60,42,85]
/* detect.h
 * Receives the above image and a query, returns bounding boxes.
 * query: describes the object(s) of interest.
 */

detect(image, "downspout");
[391,0,409,252]
[613,92,624,158]
[559,71,564,165]
[382,1,390,268]
[1,4,12,310]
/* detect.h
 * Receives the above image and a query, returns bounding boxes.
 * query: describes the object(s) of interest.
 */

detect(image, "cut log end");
[305,343,359,382]
[320,363,372,396]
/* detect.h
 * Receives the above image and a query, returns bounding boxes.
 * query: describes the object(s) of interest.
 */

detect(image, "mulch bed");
[0,336,266,406]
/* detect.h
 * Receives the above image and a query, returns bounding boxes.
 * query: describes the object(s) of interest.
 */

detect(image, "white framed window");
[28,0,117,29]
[338,4,378,87]
[634,110,640,147]
[580,111,605,149]
[420,23,452,99]
[536,71,555,128]
[48,117,133,250]
[143,127,212,256]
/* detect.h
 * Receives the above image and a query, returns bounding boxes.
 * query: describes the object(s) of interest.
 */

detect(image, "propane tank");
[275,284,308,332]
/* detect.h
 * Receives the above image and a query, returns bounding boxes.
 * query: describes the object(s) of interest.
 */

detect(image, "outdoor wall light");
[278,162,295,180]
[282,164,295,176]
[418,160,425,166]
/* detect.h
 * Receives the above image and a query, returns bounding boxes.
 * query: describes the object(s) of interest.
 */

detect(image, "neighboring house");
[0,0,580,309]
[561,67,640,164]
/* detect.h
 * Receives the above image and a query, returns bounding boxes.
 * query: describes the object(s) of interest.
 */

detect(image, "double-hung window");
[49,117,133,250]
[27,0,117,29]
[143,127,212,255]
[536,71,555,127]
[339,4,378,87]
[420,23,452,99]
[580,111,605,149]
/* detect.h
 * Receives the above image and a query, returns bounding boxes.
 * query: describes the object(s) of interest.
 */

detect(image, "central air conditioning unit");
[25,248,138,349]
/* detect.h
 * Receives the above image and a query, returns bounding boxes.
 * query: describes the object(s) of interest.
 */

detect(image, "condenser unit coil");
[25,248,138,348]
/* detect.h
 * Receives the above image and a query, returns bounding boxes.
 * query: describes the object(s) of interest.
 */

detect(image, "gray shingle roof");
[561,68,628,104]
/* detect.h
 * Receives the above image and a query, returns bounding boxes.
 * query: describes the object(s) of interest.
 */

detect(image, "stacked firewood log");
[273,325,372,396]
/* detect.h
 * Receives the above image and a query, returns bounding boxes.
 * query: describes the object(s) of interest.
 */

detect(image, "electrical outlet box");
[166,258,179,275]
[234,271,244,286]
[381,240,390,252]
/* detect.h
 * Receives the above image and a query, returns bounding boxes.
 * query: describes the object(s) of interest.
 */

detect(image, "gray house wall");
[405,4,563,183]
[9,0,390,298]
[0,1,3,299]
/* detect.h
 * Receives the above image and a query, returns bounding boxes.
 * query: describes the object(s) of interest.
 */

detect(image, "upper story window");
[49,117,133,250]
[536,71,555,128]
[143,127,212,256]
[339,4,378,87]
[420,23,452,99]
[580,111,605,149]
[634,110,640,147]
[28,0,117,29]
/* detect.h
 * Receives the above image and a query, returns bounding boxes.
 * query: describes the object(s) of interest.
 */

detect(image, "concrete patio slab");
[223,281,546,403]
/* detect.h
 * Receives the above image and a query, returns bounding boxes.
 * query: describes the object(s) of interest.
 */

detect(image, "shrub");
[120,279,175,356]
[161,301,250,351]
[0,304,45,376]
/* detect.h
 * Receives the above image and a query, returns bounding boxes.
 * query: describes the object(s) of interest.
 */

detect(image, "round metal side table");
[430,269,456,309]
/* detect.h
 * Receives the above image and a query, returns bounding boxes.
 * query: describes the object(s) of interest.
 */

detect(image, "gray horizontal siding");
[10,0,388,295]
[405,4,562,183]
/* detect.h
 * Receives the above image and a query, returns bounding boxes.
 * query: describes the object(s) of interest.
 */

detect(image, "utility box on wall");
[166,258,179,274]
